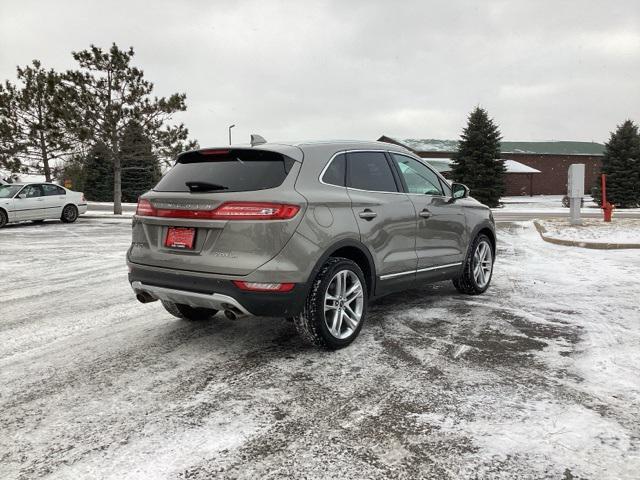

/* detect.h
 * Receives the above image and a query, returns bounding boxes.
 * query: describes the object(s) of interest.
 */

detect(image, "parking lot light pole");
[228,124,235,145]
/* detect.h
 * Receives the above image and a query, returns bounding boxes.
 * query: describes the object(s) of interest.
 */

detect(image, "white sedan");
[0,183,88,228]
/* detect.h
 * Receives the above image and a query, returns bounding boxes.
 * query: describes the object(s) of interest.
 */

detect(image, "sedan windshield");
[0,185,22,198]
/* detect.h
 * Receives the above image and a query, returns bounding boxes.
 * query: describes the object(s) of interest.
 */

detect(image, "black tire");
[161,300,217,321]
[294,257,368,350]
[60,204,79,223]
[453,234,494,295]
[0,209,7,228]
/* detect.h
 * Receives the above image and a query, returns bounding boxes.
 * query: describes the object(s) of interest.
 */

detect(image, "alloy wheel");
[323,269,364,339]
[473,240,493,288]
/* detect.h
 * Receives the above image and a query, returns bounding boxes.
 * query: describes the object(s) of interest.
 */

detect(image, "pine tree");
[592,120,640,208]
[65,43,196,214]
[120,121,161,203]
[0,60,75,181]
[83,142,113,201]
[451,107,505,207]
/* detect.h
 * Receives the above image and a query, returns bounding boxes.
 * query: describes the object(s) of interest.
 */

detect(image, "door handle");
[358,209,377,220]
[419,209,431,218]
[36,198,44,202]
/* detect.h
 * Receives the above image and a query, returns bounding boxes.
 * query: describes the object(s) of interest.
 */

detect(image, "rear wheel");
[161,301,218,321]
[61,204,78,223]
[0,209,7,228]
[294,257,367,350]
[453,234,494,295]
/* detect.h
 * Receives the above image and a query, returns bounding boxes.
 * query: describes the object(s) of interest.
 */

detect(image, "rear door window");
[346,152,398,192]
[43,184,66,196]
[154,149,295,193]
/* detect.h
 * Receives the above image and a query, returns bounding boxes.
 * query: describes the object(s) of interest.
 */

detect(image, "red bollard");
[601,174,614,222]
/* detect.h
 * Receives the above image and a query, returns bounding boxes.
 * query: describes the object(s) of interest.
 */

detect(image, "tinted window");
[154,149,295,193]
[347,152,398,192]
[322,153,346,186]
[43,184,66,196]
[391,154,444,196]
[23,185,44,198]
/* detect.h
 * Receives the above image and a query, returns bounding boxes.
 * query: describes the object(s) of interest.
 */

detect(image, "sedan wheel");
[61,205,78,223]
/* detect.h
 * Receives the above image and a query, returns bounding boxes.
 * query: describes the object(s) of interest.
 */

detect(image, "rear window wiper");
[185,181,229,192]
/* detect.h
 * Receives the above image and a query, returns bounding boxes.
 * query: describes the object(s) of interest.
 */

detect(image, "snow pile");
[539,219,640,245]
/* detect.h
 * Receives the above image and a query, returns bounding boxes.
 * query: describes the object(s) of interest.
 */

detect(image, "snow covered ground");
[1,219,639,479]
[539,219,640,245]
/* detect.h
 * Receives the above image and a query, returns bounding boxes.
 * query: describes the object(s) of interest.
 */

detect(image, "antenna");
[250,134,267,146]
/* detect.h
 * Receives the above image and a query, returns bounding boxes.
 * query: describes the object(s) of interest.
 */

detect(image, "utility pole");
[228,124,235,145]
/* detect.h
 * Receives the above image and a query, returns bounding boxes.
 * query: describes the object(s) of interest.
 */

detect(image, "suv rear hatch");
[128,147,306,276]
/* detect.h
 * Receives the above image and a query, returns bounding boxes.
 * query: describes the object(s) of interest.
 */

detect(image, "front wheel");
[61,204,79,223]
[453,234,494,295]
[0,209,7,228]
[161,301,218,321]
[294,257,367,350]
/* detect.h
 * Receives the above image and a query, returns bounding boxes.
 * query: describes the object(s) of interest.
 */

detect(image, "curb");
[533,220,640,250]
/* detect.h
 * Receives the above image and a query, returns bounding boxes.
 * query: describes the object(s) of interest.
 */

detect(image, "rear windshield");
[154,149,296,193]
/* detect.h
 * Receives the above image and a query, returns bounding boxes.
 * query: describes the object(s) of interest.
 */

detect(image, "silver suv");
[127,140,495,349]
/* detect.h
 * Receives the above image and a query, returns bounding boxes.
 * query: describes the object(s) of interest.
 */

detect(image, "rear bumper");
[128,262,308,317]
[77,204,88,214]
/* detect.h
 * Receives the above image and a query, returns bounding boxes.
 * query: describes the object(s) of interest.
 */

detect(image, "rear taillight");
[233,281,295,292]
[135,201,299,220]
[136,198,156,216]
[210,202,300,220]
[81,193,85,202]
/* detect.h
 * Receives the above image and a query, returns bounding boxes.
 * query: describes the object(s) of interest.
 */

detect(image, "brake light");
[233,281,295,292]
[199,149,230,155]
[135,201,299,220]
[136,198,156,216]
[210,202,300,220]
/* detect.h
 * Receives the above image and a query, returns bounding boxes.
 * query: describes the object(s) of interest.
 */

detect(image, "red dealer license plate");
[165,227,196,249]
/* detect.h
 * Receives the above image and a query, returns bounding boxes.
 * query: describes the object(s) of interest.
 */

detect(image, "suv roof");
[178,140,414,164]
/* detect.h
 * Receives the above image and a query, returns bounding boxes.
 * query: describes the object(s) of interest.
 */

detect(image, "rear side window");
[43,184,66,196]
[347,152,398,192]
[154,149,295,193]
[322,153,346,186]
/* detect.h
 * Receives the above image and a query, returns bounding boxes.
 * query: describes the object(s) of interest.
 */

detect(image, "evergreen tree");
[592,120,640,208]
[58,152,87,193]
[83,142,113,201]
[451,107,505,207]
[65,43,196,214]
[120,121,161,202]
[0,60,75,181]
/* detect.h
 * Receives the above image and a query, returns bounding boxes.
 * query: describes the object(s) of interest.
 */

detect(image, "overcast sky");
[1,0,639,146]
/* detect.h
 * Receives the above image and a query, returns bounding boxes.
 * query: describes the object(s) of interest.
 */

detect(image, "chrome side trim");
[379,262,462,281]
[416,262,463,274]
[131,281,252,316]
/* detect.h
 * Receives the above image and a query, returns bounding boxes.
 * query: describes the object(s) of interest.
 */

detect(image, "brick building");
[378,136,603,196]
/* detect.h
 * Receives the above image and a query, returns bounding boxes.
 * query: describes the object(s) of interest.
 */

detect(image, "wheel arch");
[309,239,376,298]
[469,220,496,256]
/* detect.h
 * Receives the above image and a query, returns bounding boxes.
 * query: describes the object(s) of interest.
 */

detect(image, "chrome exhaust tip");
[136,291,157,304]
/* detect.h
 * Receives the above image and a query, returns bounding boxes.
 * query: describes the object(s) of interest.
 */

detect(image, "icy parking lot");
[1,218,639,479]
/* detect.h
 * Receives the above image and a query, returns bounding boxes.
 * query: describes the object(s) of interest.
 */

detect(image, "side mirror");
[17,193,26,199]
[451,183,469,200]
